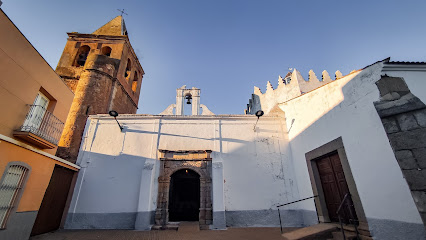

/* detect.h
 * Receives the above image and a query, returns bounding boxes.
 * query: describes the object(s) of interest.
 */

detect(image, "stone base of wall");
[302,210,319,226]
[0,211,37,240]
[367,218,426,240]
[64,210,319,230]
[225,209,316,227]
[212,211,226,229]
[65,212,137,229]
[135,211,155,230]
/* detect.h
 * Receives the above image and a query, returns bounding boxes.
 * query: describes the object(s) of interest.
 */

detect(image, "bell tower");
[176,85,201,115]
[159,85,214,116]
[55,16,145,163]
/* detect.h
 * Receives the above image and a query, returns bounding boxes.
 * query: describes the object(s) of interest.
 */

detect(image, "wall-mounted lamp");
[109,110,123,132]
[253,110,264,131]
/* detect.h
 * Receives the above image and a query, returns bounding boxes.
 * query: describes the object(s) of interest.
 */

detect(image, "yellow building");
[0,9,79,240]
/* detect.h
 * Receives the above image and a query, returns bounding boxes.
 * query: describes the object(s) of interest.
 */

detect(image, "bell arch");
[154,150,212,230]
[101,46,112,56]
[73,45,91,67]
[175,86,200,116]
[159,86,214,115]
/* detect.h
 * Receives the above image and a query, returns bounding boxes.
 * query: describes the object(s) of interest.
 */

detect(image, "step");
[178,221,200,232]
[282,223,338,240]
[151,222,179,231]
[329,223,372,238]
[332,231,357,240]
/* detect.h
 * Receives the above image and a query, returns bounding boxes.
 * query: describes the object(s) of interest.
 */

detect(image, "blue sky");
[2,0,426,114]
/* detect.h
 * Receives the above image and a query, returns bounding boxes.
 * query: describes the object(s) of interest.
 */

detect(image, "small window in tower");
[101,46,112,57]
[74,45,90,67]
[124,59,131,81]
[132,71,138,92]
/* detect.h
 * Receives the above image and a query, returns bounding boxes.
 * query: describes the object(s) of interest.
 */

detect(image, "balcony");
[13,105,64,149]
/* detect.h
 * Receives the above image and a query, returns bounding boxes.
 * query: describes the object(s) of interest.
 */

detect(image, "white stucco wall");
[67,115,301,229]
[279,62,423,225]
[66,61,425,237]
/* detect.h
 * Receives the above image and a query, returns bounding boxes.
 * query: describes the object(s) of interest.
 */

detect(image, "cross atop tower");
[117,9,128,17]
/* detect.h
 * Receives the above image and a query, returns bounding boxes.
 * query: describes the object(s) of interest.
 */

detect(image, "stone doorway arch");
[154,150,212,230]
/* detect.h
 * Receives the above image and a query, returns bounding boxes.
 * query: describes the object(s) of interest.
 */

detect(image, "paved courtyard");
[30,227,297,240]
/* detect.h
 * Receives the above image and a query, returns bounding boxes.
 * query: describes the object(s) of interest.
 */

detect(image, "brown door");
[31,165,75,235]
[316,152,355,223]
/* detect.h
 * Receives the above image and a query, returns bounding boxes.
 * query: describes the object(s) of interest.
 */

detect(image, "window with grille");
[0,165,29,229]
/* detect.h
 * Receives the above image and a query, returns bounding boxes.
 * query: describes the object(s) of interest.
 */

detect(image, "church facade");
[2,6,424,240]
[65,87,299,231]
[65,59,426,239]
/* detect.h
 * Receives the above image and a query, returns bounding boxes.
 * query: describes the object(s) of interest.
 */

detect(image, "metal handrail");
[336,193,350,214]
[276,195,318,207]
[276,195,318,234]
[336,193,360,240]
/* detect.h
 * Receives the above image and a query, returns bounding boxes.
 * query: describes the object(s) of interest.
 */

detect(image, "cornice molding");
[383,63,426,72]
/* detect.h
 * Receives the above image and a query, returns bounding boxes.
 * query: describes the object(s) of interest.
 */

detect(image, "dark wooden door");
[316,152,354,223]
[31,165,75,235]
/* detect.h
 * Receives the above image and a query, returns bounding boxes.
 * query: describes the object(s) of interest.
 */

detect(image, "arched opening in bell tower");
[74,45,90,67]
[101,46,112,56]
[183,93,192,116]
[168,169,200,221]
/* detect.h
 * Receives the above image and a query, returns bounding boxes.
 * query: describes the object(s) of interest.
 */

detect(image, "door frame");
[305,137,369,230]
[155,150,212,230]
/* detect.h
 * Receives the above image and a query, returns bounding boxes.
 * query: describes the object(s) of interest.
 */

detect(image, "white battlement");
[246,69,350,115]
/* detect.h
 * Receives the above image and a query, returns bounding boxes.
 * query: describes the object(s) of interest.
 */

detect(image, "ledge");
[13,131,56,149]
[374,93,426,118]
[160,158,212,161]
[0,134,80,170]
[159,149,212,153]
[383,62,426,72]
[90,114,279,121]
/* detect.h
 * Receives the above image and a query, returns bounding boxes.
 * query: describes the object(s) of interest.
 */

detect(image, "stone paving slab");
[282,223,337,240]
[30,227,299,240]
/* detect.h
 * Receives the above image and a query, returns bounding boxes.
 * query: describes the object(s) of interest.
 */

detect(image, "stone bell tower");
[55,16,145,163]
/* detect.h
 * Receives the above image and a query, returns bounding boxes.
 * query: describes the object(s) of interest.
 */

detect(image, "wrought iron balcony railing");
[15,105,64,147]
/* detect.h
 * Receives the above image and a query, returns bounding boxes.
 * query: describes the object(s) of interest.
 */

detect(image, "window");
[124,59,131,81]
[22,92,49,132]
[132,71,138,92]
[101,46,112,57]
[0,164,29,229]
[74,45,91,67]
[15,91,63,148]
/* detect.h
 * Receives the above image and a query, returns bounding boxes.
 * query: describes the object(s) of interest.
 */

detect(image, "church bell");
[185,95,192,104]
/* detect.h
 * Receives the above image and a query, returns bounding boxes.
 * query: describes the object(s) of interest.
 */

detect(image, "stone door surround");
[154,150,212,230]
[305,137,370,236]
